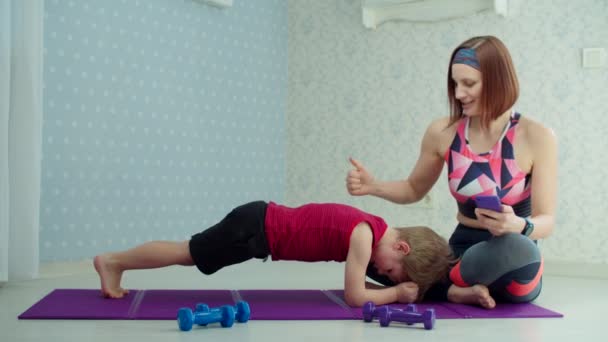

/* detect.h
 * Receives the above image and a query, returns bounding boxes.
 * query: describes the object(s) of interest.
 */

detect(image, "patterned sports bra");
[444,112,532,218]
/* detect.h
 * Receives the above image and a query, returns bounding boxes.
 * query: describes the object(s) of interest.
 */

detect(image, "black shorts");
[189,201,270,275]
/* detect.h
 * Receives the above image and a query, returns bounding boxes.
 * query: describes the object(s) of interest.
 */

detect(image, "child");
[94,201,454,306]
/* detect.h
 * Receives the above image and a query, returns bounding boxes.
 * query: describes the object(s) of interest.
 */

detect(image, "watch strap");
[521,217,534,236]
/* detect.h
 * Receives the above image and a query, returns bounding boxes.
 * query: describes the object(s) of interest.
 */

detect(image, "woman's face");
[451,63,483,116]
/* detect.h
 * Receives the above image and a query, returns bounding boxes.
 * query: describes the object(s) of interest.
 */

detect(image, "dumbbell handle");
[196,301,250,323]
[193,310,224,325]
[388,309,435,330]
[363,302,418,322]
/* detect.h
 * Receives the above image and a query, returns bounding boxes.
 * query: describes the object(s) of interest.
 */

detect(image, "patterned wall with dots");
[287,0,608,265]
[41,0,287,261]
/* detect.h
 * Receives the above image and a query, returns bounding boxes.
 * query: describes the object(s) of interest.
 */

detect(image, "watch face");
[523,219,534,236]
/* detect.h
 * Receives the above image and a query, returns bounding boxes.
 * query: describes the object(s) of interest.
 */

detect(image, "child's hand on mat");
[395,282,419,303]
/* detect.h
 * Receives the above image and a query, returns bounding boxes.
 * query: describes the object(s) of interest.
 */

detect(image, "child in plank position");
[94,201,454,306]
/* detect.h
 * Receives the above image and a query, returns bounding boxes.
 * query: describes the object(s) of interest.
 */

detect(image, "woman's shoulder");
[426,116,459,138]
[424,116,459,155]
[517,114,556,139]
[517,113,557,149]
[427,115,455,131]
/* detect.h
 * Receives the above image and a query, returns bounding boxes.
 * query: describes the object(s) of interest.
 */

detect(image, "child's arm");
[343,223,418,306]
[365,281,385,289]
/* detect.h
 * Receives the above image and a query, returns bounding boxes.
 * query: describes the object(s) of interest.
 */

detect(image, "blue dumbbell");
[195,300,251,323]
[177,305,235,331]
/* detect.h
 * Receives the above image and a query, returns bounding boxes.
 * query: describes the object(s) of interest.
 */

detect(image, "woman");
[348,36,557,308]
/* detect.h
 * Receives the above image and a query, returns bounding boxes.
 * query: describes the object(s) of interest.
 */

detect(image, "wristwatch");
[521,217,534,237]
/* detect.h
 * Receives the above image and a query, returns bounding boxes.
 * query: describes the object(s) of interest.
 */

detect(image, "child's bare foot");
[448,284,496,309]
[94,254,129,299]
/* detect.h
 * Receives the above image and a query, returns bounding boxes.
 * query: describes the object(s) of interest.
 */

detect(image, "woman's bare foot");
[93,254,129,299]
[448,284,496,309]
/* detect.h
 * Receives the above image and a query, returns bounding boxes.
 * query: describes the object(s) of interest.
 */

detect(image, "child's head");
[394,226,455,300]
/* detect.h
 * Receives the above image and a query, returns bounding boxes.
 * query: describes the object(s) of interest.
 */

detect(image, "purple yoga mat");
[17,289,139,320]
[325,290,463,319]
[238,289,356,320]
[441,302,564,318]
[136,289,235,319]
[18,289,563,320]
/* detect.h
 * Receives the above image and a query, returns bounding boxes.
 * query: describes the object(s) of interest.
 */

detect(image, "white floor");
[1,260,606,342]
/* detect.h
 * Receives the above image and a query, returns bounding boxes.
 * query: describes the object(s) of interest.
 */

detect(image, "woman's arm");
[347,118,448,204]
[526,122,558,239]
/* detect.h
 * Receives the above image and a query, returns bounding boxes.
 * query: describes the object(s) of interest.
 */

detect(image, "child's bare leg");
[447,284,496,309]
[94,240,194,299]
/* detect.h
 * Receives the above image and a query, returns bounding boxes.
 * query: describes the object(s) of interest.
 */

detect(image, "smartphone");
[474,195,502,212]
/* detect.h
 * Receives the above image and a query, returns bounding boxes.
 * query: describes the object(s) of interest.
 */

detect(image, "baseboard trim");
[39,259,95,278]
[36,259,608,280]
[543,260,608,279]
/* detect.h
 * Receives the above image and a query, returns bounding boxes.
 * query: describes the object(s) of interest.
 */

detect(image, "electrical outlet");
[582,48,606,68]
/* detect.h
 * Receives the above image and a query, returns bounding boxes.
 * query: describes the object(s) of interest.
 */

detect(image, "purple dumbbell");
[362,301,417,322]
[391,304,419,325]
[379,306,435,330]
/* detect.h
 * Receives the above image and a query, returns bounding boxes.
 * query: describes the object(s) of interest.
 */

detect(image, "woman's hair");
[395,226,456,301]
[447,36,519,129]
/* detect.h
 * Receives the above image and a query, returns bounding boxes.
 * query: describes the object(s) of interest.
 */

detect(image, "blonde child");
[94,201,453,306]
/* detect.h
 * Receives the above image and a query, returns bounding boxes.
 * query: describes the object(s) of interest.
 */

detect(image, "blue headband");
[452,48,480,70]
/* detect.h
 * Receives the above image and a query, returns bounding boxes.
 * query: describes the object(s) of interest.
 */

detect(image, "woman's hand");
[474,204,526,236]
[346,157,375,196]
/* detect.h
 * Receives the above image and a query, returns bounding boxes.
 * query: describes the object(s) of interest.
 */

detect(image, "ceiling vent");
[193,0,233,8]
[362,0,508,29]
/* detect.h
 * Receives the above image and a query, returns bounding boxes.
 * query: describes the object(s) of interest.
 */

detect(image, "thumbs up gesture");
[346,157,375,196]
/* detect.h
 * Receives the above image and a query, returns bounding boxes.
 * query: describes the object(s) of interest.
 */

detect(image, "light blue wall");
[41,0,287,261]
